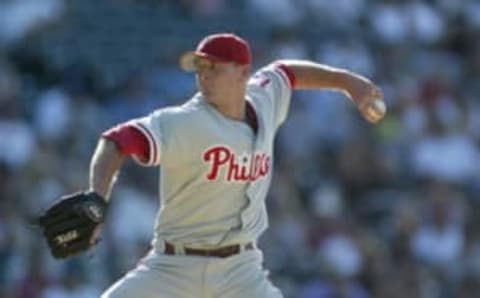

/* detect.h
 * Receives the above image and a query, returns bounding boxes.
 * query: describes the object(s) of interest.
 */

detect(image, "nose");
[197,69,212,82]
[197,71,206,81]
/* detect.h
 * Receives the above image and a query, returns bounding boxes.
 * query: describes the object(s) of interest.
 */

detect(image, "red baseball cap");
[179,33,252,72]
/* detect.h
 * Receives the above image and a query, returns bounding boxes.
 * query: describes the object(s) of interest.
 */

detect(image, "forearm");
[279,60,370,95]
[279,59,385,123]
[89,138,126,200]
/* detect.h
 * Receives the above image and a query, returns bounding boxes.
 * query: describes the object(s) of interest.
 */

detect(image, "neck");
[206,90,247,121]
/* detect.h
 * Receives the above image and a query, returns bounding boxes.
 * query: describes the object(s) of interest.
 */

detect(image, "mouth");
[199,85,209,95]
[199,83,213,96]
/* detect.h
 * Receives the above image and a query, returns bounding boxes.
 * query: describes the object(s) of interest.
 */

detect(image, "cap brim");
[179,51,229,72]
[179,51,198,72]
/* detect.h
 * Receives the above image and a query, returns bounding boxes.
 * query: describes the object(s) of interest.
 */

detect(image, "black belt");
[164,242,254,258]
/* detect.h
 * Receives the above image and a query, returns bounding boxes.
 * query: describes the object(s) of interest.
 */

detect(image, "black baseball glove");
[38,191,108,259]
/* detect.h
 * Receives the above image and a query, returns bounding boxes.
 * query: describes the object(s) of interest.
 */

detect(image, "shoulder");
[248,62,295,89]
[151,95,204,120]
[147,95,208,132]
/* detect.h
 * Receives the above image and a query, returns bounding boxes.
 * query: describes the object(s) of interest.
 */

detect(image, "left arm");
[278,60,386,123]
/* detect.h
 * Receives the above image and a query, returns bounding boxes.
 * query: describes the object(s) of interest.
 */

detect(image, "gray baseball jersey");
[129,63,292,250]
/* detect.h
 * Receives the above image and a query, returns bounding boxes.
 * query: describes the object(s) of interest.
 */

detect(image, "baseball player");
[37,33,385,297]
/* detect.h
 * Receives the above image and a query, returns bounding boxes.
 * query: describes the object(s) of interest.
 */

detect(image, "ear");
[239,64,251,81]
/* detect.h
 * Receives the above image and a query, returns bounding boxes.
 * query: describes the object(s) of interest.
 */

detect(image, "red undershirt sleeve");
[274,63,297,89]
[102,123,150,163]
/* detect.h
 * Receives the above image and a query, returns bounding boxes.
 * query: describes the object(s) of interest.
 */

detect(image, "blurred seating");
[1,0,480,297]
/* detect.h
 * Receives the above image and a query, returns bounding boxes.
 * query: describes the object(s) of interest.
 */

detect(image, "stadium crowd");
[1,0,480,297]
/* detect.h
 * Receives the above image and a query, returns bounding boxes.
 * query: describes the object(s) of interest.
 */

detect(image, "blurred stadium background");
[1,0,480,297]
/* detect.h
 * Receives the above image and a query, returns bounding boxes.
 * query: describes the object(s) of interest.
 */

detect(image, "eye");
[194,57,214,72]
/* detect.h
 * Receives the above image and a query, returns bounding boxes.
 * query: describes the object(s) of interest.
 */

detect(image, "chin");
[199,86,209,95]
[201,90,211,99]
[203,94,221,107]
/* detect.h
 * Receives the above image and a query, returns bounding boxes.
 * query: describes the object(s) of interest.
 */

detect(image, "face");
[194,57,249,103]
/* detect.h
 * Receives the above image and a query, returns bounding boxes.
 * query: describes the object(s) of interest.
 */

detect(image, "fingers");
[362,99,387,124]
[89,224,104,246]
[354,83,386,124]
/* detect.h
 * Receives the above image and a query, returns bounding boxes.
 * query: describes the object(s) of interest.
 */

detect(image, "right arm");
[89,120,153,200]
[89,138,126,201]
